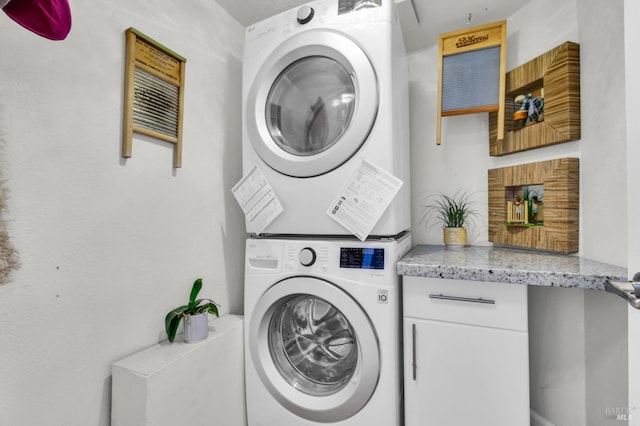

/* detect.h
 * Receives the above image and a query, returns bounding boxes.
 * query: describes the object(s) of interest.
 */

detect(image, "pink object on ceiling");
[2,0,71,40]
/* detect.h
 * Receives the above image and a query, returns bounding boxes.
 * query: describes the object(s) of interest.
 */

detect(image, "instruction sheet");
[232,165,283,235]
[327,159,403,241]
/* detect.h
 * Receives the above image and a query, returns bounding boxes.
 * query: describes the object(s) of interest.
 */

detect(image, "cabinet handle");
[428,293,496,304]
[412,323,417,381]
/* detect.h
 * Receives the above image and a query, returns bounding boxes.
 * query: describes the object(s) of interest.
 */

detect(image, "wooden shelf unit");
[489,42,580,156]
[488,158,579,253]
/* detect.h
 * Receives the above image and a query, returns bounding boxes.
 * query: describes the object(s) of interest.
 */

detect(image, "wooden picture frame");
[122,28,186,168]
[489,42,580,156]
[437,21,507,145]
[488,158,579,253]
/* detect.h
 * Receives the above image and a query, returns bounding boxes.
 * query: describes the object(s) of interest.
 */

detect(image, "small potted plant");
[165,278,220,343]
[420,190,478,247]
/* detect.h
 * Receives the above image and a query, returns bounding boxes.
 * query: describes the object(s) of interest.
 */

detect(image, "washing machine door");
[245,29,379,177]
[249,276,380,422]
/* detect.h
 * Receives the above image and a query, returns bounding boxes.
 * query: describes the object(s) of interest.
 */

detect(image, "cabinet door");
[403,317,530,426]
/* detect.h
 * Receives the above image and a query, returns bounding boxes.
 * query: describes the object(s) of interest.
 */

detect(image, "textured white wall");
[0,1,245,425]
[408,0,627,265]
[407,0,627,424]
[576,1,629,425]
[626,0,640,423]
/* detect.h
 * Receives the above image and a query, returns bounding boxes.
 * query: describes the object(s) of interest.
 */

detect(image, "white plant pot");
[182,313,209,343]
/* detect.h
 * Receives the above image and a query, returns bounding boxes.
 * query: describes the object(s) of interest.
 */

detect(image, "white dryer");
[244,233,411,426]
[242,0,410,236]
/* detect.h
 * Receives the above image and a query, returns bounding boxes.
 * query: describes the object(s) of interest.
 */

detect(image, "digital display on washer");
[338,0,382,15]
[340,247,385,269]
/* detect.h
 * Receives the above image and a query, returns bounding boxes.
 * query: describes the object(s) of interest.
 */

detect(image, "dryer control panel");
[245,0,391,45]
[338,0,382,15]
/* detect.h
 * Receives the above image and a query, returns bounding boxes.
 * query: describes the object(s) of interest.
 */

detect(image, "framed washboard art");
[437,21,506,145]
[122,28,186,168]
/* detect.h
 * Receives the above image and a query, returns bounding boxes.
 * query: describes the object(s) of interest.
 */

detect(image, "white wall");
[0,1,245,425]
[625,0,640,424]
[407,0,628,424]
[576,1,629,425]
[409,0,627,264]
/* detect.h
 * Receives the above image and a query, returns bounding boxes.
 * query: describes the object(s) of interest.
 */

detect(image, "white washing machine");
[244,232,411,425]
[242,0,410,236]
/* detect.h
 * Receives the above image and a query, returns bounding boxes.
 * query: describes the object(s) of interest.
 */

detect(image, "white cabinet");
[403,277,530,426]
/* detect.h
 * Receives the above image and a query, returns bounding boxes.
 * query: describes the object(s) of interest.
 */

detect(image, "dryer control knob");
[299,247,317,267]
[296,6,314,24]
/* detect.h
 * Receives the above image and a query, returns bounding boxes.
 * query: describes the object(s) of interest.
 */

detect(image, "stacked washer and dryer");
[242,1,412,425]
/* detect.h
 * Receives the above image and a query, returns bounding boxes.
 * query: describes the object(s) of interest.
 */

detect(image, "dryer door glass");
[266,56,355,157]
[245,30,378,177]
[268,294,357,396]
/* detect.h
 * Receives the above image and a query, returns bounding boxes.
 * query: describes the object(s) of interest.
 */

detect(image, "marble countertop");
[397,245,627,290]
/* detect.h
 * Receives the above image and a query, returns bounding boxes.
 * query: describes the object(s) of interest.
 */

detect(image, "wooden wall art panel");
[488,158,579,253]
[489,41,580,156]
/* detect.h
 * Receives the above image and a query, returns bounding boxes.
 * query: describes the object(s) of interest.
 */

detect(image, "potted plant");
[165,278,220,343]
[420,190,478,247]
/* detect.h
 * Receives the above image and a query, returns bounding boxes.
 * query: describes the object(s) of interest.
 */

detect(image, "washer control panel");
[286,244,329,272]
[296,5,315,24]
[282,241,387,275]
[246,235,410,283]
[298,247,317,266]
[339,247,385,270]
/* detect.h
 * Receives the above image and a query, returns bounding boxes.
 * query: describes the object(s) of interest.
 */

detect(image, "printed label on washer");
[377,289,389,304]
[326,159,403,241]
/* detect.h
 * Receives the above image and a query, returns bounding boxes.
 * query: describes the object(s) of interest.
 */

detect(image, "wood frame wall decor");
[489,42,580,156]
[123,28,186,168]
[488,158,579,253]
[437,21,507,146]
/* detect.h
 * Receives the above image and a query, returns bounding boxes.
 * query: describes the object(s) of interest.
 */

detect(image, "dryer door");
[245,29,379,177]
[249,276,380,422]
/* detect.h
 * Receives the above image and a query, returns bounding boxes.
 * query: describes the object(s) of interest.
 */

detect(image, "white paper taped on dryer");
[327,159,403,241]
[232,165,283,235]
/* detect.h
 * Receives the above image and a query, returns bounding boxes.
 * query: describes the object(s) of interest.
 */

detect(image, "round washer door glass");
[267,56,355,157]
[248,276,380,423]
[268,294,357,396]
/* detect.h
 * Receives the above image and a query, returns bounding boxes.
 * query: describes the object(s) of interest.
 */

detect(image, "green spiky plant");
[420,190,478,229]
[165,278,220,343]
